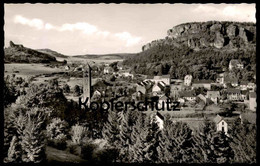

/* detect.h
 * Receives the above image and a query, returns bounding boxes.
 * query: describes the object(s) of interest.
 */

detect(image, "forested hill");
[123,21,256,81]
[4,41,58,63]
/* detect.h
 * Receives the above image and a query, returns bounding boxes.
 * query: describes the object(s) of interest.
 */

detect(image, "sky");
[4,3,256,55]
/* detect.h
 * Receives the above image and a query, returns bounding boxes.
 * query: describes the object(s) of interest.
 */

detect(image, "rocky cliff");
[142,21,256,51]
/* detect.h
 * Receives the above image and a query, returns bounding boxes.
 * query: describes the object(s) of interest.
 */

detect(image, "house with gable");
[179,90,197,102]
[213,115,229,135]
[207,91,220,104]
[192,80,212,90]
[229,59,244,70]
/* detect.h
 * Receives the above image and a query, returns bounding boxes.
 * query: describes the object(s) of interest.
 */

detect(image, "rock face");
[142,21,255,51]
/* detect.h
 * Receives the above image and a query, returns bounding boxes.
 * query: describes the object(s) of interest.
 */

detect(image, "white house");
[184,75,192,86]
[213,115,228,135]
[151,112,164,130]
[249,92,256,111]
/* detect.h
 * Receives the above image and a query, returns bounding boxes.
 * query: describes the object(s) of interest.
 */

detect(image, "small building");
[104,66,114,74]
[213,115,228,135]
[192,80,212,90]
[207,91,220,104]
[249,92,256,111]
[226,88,241,101]
[179,90,196,102]
[152,81,166,93]
[229,59,244,70]
[184,75,192,86]
[151,112,164,130]
[224,77,238,88]
[158,95,170,108]
[145,75,170,85]
[247,83,256,90]
[240,81,249,90]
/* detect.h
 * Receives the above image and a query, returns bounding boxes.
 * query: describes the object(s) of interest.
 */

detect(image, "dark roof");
[207,91,220,98]
[249,92,256,98]
[241,90,248,95]
[224,76,238,83]
[146,75,154,79]
[93,80,112,87]
[161,75,170,78]
[180,90,196,97]
[230,59,242,66]
[193,80,213,84]
[156,112,164,120]
[240,81,249,85]
[213,115,223,124]
[226,88,241,94]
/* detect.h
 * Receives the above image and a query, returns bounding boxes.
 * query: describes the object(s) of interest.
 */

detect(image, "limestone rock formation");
[142,21,255,51]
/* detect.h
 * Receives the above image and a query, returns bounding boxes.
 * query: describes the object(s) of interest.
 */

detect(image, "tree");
[193,118,217,163]
[73,85,81,96]
[229,118,256,163]
[211,131,234,164]
[143,116,162,163]
[21,107,47,162]
[63,84,70,93]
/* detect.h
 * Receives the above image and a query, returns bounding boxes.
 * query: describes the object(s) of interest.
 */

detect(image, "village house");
[229,59,244,70]
[157,95,172,108]
[247,83,256,90]
[136,83,147,94]
[213,115,229,135]
[117,61,123,70]
[216,72,225,84]
[179,90,196,102]
[150,112,164,130]
[239,81,249,90]
[152,81,166,93]
[145,75,171,85]
[206,91,220,104]
[192,80,212,90]
[184,75,192,86]
[226,88,242,101]
[103,66,114,74]
[170,83,183,99]
[132,91,144,101]
[92,79,112,96]
[249,92,256,111]
[223,76,239,88]
[197,94,210,105]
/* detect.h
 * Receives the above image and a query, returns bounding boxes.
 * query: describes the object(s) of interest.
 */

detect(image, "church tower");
[82,62,92,106]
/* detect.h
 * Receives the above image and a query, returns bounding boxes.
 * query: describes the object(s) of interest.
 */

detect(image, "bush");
[66,141,81,156]
[46,118,68,149]
[81,142,97,161]
[70,124,86,145]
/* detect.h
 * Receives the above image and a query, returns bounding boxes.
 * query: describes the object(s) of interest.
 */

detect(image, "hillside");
[4,41,57,63]
[37,48,68,58]
[123,21,256,81]
[73,53,135,60]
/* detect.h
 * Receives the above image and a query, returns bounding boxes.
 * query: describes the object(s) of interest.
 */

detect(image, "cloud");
[192,4,255,22]
[14,15,44,29]
[59,22,98,34]
[114,31,142,47]
[13,15,143,50]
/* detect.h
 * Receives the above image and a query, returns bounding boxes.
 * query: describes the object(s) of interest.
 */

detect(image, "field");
[4,63,63,79]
